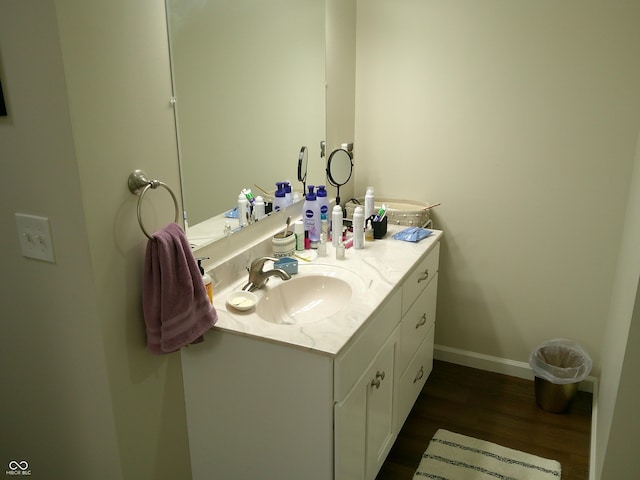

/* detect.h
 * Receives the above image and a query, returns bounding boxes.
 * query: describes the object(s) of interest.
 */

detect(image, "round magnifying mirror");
[327,148,353,186]
[297,146,308,184]
[326,148,353,207]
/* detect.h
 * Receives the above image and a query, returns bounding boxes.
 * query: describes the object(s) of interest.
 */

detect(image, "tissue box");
[274,257,298,275]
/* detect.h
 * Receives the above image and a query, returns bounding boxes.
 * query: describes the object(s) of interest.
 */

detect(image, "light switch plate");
[15,213,56,263]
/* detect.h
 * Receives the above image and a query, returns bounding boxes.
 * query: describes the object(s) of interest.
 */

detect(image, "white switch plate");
[15,213,56,263]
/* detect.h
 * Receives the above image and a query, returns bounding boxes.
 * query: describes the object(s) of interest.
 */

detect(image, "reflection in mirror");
[297,146,308,194]
[326,148,353,206]
[165,0,326,245]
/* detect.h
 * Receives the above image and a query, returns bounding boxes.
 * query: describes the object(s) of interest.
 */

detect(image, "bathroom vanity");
[181,227,442,480]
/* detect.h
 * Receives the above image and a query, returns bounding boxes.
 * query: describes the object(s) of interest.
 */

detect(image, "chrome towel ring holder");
[128,169,179,239]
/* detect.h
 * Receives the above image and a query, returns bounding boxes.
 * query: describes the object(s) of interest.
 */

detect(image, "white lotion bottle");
[238,193,248,227]
[284,182,293,207]
[254,196,266,220]
[273,184,287,212]
[353,206,365,249]
[303,185,321,246]
[332,205,343,247]
[364,186,375,220]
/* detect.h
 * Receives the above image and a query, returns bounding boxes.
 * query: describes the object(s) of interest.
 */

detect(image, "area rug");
[414,429,561,480]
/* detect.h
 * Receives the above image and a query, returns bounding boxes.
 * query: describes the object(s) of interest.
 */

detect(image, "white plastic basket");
[344,197,433,227]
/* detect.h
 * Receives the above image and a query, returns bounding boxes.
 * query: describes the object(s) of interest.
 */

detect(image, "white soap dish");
[226,291,258,311]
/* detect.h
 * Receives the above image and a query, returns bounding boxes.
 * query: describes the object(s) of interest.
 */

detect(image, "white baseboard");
[434,344,596,392]
[433,344,599,480]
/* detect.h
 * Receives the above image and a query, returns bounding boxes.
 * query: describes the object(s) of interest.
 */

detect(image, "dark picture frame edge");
[0,79,7,116]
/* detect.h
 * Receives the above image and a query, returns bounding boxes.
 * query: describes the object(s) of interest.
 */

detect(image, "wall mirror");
[165,0,326,245]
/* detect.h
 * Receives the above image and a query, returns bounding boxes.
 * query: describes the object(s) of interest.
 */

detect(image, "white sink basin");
[256,264,366,325]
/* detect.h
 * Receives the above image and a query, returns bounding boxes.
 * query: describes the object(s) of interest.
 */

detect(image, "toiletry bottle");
[303,185,321,247]
[273,183,287,212]
[332,205,343,247]
[365,218,374,242]
[254,196,266,220]
[197,258,213,304]
[364,186,375,220]
[316,185,330,231]
[284,182,293,207]
[237,193,248,227]
[353,206,365,249]
[294,220,305,251]
[321,213,328,238]
[336,238,345,260]
[318,232,327,257]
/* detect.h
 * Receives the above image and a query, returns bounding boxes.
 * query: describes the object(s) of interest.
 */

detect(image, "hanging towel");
[143,223,217,354]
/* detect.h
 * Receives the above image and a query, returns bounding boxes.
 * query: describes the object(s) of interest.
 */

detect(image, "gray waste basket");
[528,338,592,413]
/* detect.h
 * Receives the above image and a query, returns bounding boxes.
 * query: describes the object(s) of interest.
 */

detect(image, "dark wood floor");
[377,360,592,480]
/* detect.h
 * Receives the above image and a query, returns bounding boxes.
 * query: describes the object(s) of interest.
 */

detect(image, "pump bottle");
[316,185,330,231]
[273,183,287,212]
[303,185,321,246]
[197,258,213,304]
[284,182,293,207]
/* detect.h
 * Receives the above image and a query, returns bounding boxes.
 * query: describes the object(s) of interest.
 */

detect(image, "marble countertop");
[209,226,443,356]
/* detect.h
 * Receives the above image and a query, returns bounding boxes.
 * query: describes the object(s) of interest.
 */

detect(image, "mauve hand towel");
[143,223,217,354]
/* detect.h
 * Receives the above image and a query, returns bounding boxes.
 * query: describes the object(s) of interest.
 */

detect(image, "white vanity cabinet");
[181,235,441,480]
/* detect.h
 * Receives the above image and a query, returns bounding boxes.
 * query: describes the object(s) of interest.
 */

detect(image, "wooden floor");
[377,360,592,480]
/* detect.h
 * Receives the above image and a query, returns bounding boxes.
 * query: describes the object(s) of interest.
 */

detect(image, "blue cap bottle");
[303,185,321,244]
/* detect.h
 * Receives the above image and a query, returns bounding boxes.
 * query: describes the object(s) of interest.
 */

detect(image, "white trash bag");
[529,338,592,385]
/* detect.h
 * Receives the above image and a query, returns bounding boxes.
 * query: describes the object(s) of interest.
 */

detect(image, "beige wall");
[354,0,640,375]
[355,1,640,477]
[326,0,357,203]
[598,130,640,478]
[0,1,122,477]
[53,0,191,479]
[1,0,191,479]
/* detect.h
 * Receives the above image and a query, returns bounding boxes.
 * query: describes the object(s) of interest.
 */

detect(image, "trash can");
[528,338,592,413]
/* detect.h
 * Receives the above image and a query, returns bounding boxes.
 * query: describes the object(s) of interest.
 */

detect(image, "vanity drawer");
[398,274,437,375]
[396,323,435,430]
[334,288,402,401]
[402,242,440,316]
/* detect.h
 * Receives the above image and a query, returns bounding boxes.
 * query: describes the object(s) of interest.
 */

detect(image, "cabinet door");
[335,327,399,480]
[335,385,366,480]
[365,336,396,480]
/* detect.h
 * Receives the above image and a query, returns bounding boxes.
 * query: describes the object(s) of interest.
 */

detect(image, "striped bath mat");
[414,429,561,480]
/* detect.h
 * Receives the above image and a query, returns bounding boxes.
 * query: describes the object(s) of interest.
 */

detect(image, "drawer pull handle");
[417,269,429,283]
[370,371,386,389]
[416,313,427,329]
[413,366,424,384]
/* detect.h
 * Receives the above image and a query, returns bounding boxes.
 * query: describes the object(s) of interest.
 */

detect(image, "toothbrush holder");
[272,231,296,258]
[371,215,388,239]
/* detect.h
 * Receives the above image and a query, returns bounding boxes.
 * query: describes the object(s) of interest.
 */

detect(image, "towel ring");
[128,169,179,239]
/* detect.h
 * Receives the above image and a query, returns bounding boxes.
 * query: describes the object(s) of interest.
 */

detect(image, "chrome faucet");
[242,256,291,292]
